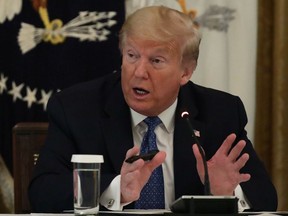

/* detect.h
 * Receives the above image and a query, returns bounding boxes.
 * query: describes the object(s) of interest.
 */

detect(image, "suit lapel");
[101,80,134,174]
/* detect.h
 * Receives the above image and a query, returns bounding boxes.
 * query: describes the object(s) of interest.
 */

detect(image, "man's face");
[121,37,192,116]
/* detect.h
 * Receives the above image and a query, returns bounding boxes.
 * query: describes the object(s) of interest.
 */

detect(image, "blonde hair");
[119,5,201,66]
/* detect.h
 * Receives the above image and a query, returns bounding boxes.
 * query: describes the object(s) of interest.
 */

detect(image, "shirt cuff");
[100,175,131,211]
[235,184,251,212]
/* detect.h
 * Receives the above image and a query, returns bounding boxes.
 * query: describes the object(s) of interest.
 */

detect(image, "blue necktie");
[135,116,165,209]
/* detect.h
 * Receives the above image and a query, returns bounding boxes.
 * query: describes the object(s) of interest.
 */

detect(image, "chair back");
[12,122,48,213]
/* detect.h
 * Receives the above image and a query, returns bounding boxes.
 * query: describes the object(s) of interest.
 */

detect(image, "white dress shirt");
[100,99,250,211]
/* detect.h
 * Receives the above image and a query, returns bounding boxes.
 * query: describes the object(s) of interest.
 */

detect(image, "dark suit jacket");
[28,71,277,212]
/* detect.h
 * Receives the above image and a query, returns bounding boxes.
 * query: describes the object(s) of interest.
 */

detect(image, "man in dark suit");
[29,5,277,213]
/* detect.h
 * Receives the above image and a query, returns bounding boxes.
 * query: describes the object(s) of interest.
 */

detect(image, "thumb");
[192,144,205,182]
[192,144,203,162]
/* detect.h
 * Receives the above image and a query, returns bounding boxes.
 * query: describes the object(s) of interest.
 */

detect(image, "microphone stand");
[181,111,211,195]
[168,111,238,215]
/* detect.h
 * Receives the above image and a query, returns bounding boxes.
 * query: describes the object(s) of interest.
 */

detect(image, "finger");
[124,169,142,183]
[122,146,143,173]
[228,140,246,162]
[125,146,140,160]
[145,151,166,171]
[124,146,141,167]
[122,159,144,175]
[239,173,251,183]
[216,133,236,156]
[234,153,249,170]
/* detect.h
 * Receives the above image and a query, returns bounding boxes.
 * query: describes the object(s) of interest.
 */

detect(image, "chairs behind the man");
[12,122,48,213]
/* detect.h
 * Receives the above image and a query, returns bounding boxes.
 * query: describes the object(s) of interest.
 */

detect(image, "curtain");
[255,0,288,211]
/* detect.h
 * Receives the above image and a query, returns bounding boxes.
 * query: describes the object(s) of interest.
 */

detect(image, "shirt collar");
[130,99,177,133]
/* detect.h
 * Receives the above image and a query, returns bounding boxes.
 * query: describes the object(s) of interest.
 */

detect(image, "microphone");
[169,111,238,215]
[181,111,211,195]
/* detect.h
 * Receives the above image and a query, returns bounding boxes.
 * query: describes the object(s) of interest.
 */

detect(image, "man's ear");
[180,62,195,85]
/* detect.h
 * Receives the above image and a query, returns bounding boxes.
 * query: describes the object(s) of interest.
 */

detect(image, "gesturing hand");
[120,146,166,203]
[192,133,251,195]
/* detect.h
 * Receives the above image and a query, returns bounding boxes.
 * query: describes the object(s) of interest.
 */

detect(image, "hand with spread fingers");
[120,146,166,204]
[192,133,251,196]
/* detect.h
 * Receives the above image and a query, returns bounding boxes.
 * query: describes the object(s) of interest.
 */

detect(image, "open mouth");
[133,87,149,95]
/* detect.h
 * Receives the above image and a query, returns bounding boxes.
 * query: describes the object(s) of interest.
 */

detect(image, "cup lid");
[71,154,104,163]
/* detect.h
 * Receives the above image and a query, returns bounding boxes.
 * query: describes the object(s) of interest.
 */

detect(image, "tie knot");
[144,116,161,131]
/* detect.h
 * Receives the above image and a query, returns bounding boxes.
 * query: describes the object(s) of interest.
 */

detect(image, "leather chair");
[12,122,48,213]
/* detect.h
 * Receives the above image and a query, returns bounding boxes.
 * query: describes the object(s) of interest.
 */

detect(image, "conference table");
[1,210,288,216]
